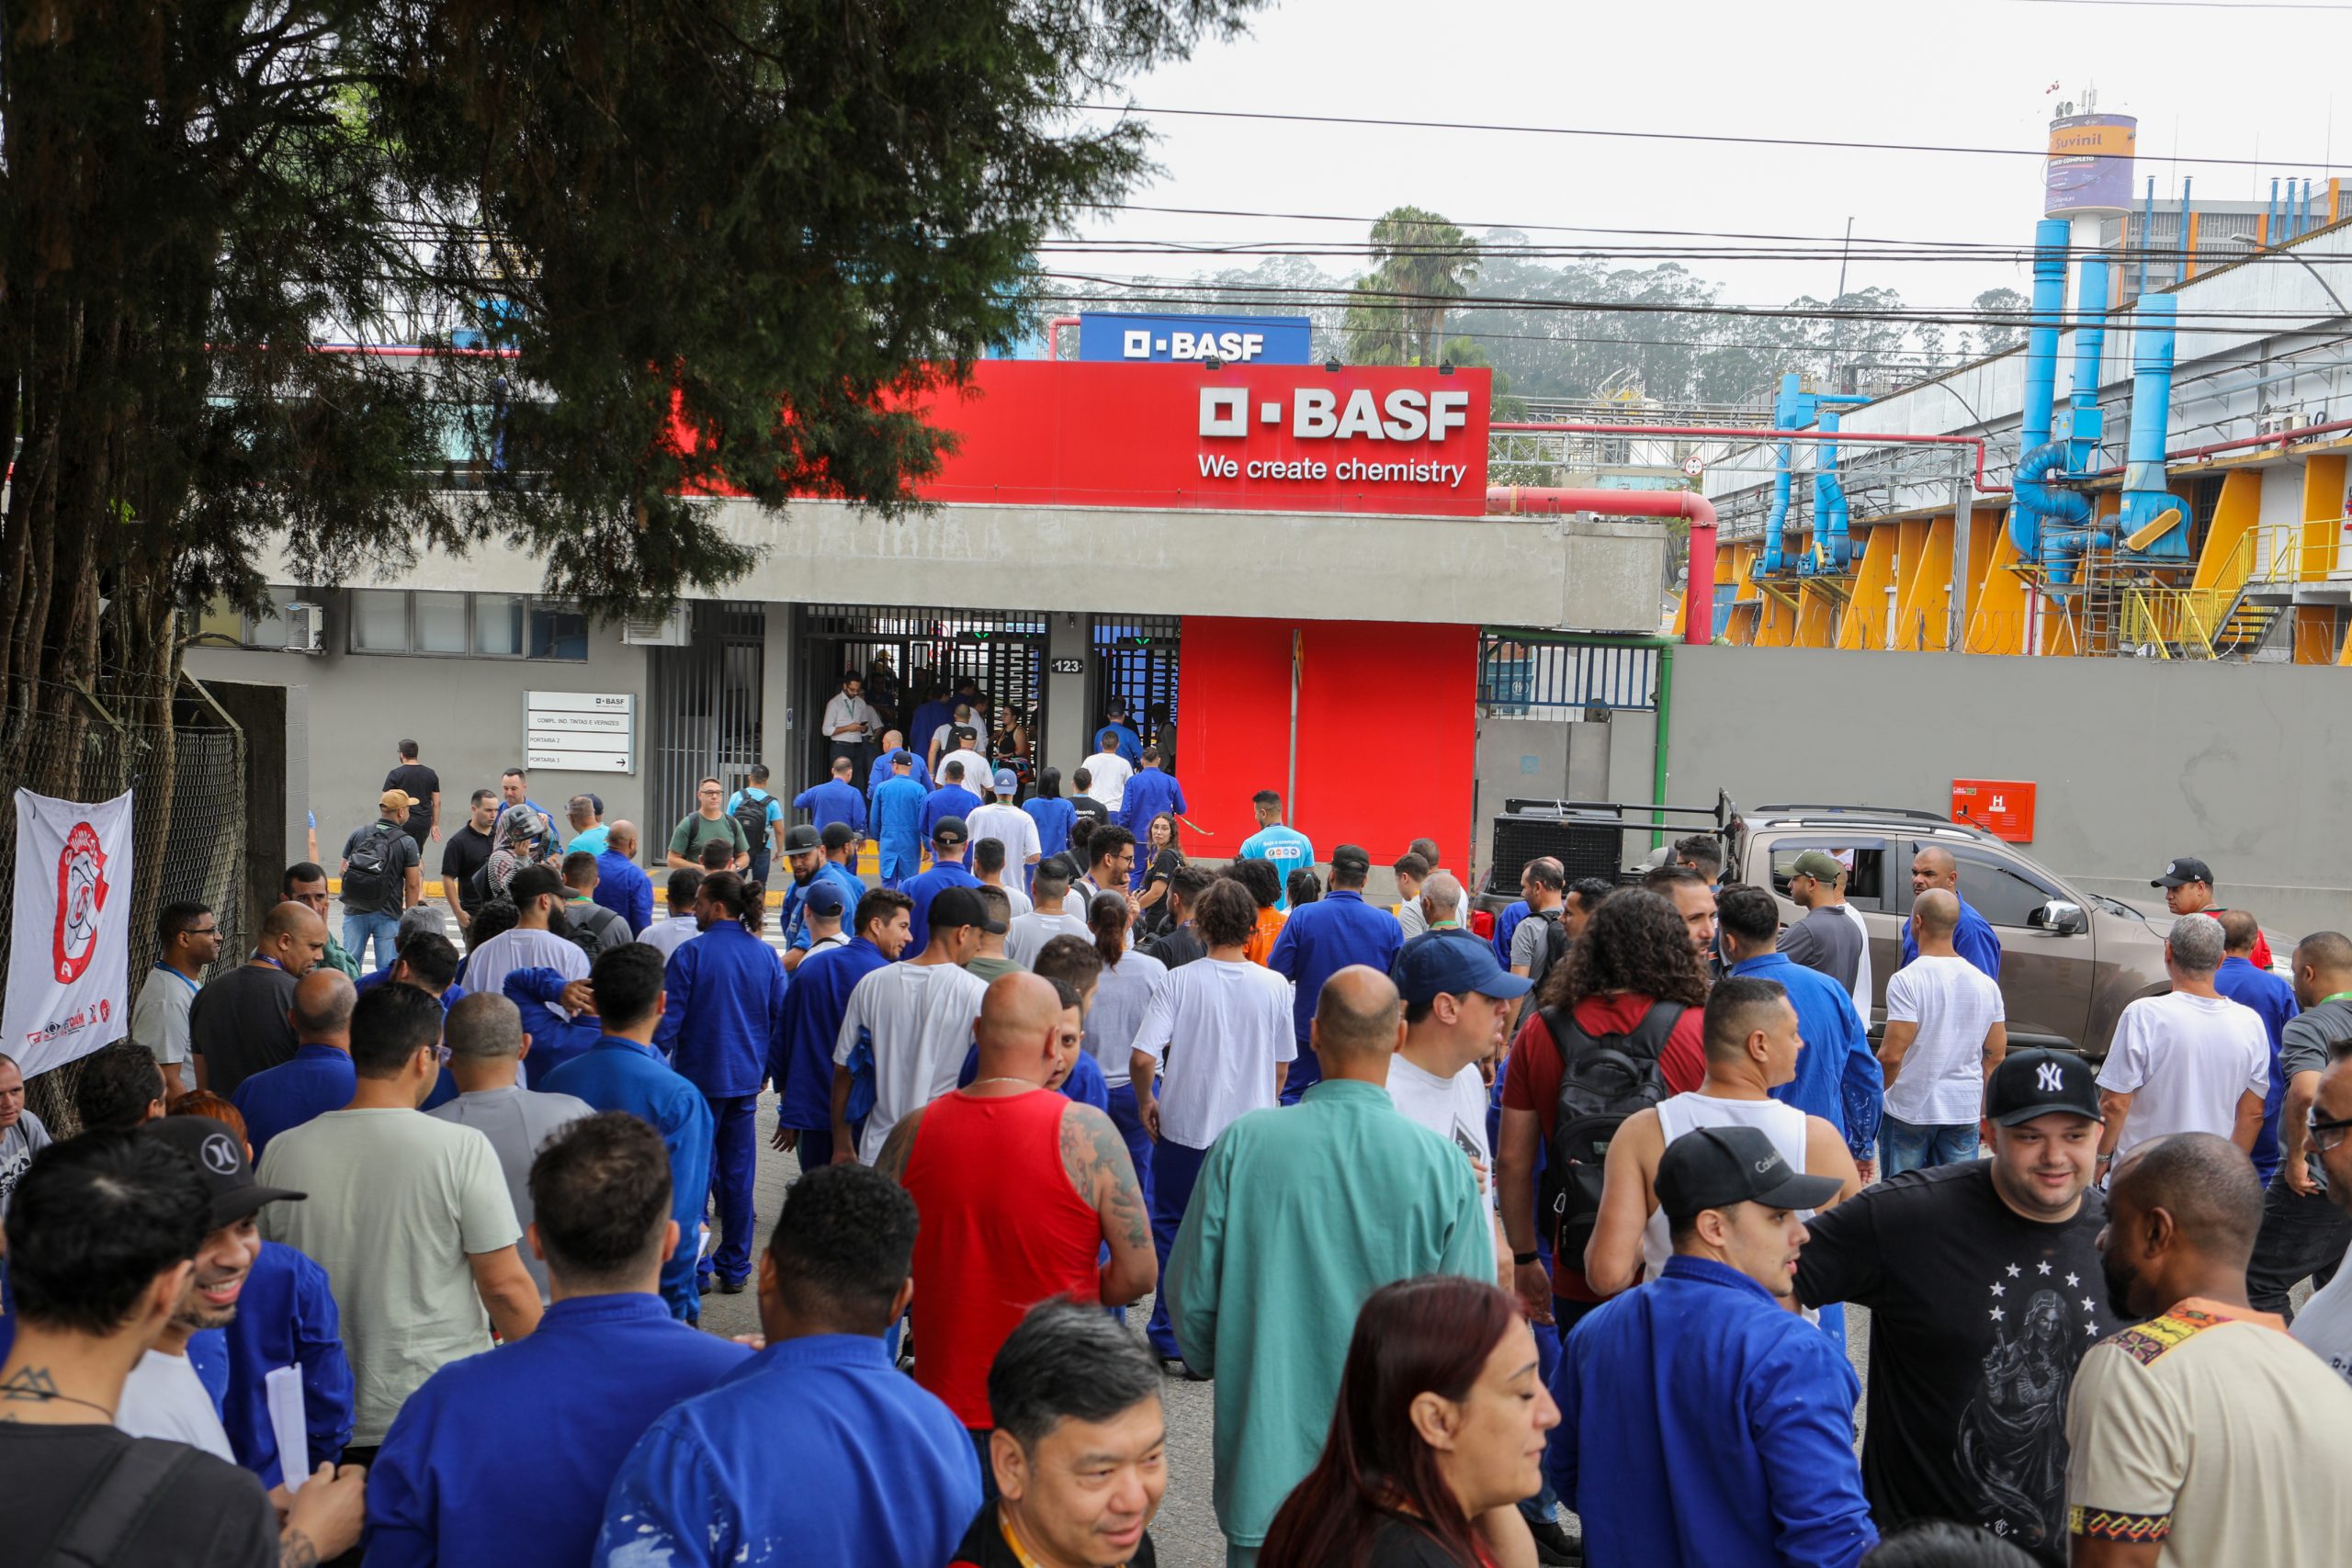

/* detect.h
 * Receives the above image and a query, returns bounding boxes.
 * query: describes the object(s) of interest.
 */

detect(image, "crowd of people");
[7,703,2352,1568]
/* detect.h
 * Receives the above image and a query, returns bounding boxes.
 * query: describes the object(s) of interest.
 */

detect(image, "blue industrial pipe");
[1817,406,1851,569]
[2005,220,2073,561]
[2034,254,2114,589]
[1762,373,1799,573]
[2115,292,2188,560]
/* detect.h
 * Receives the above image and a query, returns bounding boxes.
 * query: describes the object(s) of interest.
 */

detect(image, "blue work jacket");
[920,784,981,842]
[900,861,981,960]
[782,863,865,953]
[651,922,787,1100]
[540,1039,716,1320]
[1023,796,1077,863]
[872,775,930,848]
[500,969,605,1081]
[1267,890,1405,1089]
[870,751,933,794]
[591,851,654,935]
[230,1044,357,1158]
[771,938,892,1129]
[1118,768,1187,833]
[1732,951,1883,1161]
[2216,953,2301,1182]
[794,779,868,835]
[218,1240,354,1487]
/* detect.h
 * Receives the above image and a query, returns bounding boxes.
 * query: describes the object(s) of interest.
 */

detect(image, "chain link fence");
[1,682,246,1134]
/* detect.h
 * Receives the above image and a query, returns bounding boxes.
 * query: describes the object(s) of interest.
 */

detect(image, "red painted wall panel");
[1176,617,1478,877]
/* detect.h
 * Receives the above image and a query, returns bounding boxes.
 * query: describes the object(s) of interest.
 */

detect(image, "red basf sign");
[1951,779,2037,842]
[903,361,1491,515]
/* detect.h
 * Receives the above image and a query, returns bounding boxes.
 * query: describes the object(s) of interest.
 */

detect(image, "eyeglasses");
[187,924,220,937]
[2311,1113,2352,1155]
[424,1043,451,1067]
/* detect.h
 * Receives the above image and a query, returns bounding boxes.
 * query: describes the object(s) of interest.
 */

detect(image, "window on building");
[341,590,585,660]
[528,602,589,660]
[351,589,410,652]
[415,592,469,654]
[475,593,525,656]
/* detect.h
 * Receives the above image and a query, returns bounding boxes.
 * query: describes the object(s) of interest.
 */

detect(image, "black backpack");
[342,822,406,913]
[1526,908,1569,997]
[566,900,624,958]
[1542,1000,1688,1261]
[729,791,770,851]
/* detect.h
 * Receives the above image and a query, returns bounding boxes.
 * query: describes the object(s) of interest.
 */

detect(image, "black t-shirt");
[1070,795,1110,827]
[4,1425,277,1567]
[1794,1160,2121,1564]
[383,762,440,837]
[1142,925,1206,970]
[187,962,300,1097]
[440,825,496,914]
[1365,1517,1477,1566]
[946,1503,1155,1566]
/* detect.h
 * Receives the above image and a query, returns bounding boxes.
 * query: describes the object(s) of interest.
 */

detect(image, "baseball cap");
[145,1118,307,1230]
[820,822,857,852]
[1789,850,1845,882]
[379,788,414,816]
[993,768,1019,796]
[929,886,995,933]
[780,824,822,857]
[507,864,563,906]
[1655,1124,1843,1224]
[933,814,968,847]
[805,880,847,918]
[1330,843,1372,875]
[891,749,913,768]
[2152,856,2213,889]
[1389,930,1533,1005]
[1984,1048,2103,1125]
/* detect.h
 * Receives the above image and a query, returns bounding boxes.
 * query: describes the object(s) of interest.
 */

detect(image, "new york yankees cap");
[1984,1048,2103,1126]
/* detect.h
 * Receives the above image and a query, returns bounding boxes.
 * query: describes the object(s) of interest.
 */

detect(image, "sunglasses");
[2311,1112,2352,1155]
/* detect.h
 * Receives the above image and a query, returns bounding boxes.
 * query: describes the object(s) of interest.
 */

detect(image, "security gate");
[1088,615,1182,761]
[797,604,1051,785]
[645,602,766,836]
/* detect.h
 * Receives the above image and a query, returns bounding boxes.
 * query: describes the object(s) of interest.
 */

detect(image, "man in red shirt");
[876,971,1155,1483]
[1497,887,1713,1330]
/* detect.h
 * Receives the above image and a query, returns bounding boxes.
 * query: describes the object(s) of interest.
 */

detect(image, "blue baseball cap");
[1389,930,1533,1004]
[993,768,1019,795]
[805,880,846,918]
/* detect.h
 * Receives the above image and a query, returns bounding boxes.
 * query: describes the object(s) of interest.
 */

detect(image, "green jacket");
[1165,1077,1493,1547]
[319,933,362,979]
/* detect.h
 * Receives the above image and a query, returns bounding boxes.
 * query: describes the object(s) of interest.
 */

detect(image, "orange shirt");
[1244,906,1286,966]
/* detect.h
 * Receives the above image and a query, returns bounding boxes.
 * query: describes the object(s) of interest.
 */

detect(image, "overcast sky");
[1058,0,2352,310]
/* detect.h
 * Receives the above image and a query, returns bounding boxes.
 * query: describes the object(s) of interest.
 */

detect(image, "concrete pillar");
[761,601,797,781]
[1045,612,1089,774]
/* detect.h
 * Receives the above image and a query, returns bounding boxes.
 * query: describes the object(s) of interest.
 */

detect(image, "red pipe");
[1490,421,2010,494]
[1487,486,1717,647]
[2076,414,2352,476]
[1046,316,1081,360]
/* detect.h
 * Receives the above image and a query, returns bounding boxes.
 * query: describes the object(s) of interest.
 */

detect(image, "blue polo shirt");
[900,860,981,960]
[368,1292,750,1568]
[566,825,612,859]
[651,922,787,1100]
[1267,889,1405,1090]
[1118,768,1187,833]
[1554,1255,1876,1568]
[782,863,865,952]
[230,1044,357,1157]
[771,938,892,1130]
[1023,795,1077,863]
[591,850,654,935]
[1238,825,1315,911]
[539,1039,715,1320]
[872,774,929,848]
[920,784,981,842]
[792,779,867,835]
[870,751,933,794]
[1730,951,1883,1161]
[219,1240,353,1487]
[2215,953,2301,1184]
[1899,896,2003,981]
[599,1333,980,1568]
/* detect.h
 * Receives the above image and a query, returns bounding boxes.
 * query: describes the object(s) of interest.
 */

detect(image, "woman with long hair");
[1134,811,1184,933]
[1082,891,1167,1202]
[1261,1276,1557,1568]
[1533,886,1710,1016]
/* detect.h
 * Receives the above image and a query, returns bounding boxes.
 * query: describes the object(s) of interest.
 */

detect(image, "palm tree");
[1341,207,1480,365]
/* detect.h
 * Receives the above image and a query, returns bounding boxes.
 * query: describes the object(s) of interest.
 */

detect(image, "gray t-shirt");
[430,1085,594,1303]
[2281,998,2352,1187]
[1781,904,1865,996]
[0,1110,53,1220]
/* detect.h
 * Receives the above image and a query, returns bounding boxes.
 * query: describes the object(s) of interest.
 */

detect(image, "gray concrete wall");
[187,619,649,873]
[1656,646,2352,936]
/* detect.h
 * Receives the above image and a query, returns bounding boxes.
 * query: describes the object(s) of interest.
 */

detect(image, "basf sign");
[1078,312,1315,366]
[909,362,1490,515]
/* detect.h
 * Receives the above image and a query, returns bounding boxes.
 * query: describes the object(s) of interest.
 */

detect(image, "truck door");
[1949,844,2096,1052]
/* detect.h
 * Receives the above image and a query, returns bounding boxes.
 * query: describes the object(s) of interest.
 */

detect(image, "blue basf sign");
[1077,312,1315,366]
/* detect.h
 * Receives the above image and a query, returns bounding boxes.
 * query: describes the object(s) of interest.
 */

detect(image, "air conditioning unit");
[2257,411,2307,437]
[622,607,690,647]
[283,602,324,655]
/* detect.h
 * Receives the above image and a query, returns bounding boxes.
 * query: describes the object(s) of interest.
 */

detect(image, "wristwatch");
[1512,1249,1541,1267]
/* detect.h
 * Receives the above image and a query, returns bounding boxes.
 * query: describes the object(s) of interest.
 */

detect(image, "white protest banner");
[6,788,134,1077]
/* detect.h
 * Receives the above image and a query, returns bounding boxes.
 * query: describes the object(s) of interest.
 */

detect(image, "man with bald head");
[189,900,328,1096]
[1899,844,2002,980]
[591,820,654,936]
[1167,965,1501,1566]
[877,973,1152,1472]
[2066,1133,2352,1565]
[229,968,359,1156]
[1418,869,1465,931]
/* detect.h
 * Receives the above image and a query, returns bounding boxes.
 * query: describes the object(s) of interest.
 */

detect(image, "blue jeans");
[1279,1041,1321,1106]
[343,910,401,972]
[1146,1138,1211,1360]
[746,848,772,887]
[1880,1111,1979,1178]
[703,1094,761,1283]
[1106,1081,1157,1214]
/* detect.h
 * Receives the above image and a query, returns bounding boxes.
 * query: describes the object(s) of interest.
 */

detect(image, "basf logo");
[1078,312,1315,366]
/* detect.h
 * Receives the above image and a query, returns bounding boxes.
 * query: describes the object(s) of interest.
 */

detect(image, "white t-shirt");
[1642,1094,1817,1312]
[117,1349,235,1461]
[463,926,588,1029]
[1883,954,2007,1125]
[2294,1263,2352,1387]
[1386,1052,1493,1199]
[835,961,989,1163]
[640,914,703,960]
[132,967,199,1066]
[1085,951,1170,1089]
[940,749,995,800]
[1129,957,1295,1148]
[2096,990,2272,1169]
[1831,903,1873,1019]
[259,1108,523,1445]
[1006,910,1091,969]
[1081,751,1134,812]
[966,803,1041,870]
[979,880,1034,920]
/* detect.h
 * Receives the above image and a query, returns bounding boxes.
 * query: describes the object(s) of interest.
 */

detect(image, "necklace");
[3,1384,117,1419]
[966,1077,1036,1091]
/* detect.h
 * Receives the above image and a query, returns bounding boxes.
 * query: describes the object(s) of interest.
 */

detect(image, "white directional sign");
[525,691,636,774]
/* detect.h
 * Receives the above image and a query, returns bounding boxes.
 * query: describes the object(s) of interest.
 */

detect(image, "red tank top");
[902,1088,1103,1427]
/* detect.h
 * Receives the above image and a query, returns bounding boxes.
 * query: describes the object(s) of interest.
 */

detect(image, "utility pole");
[1830,216,1856,392]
